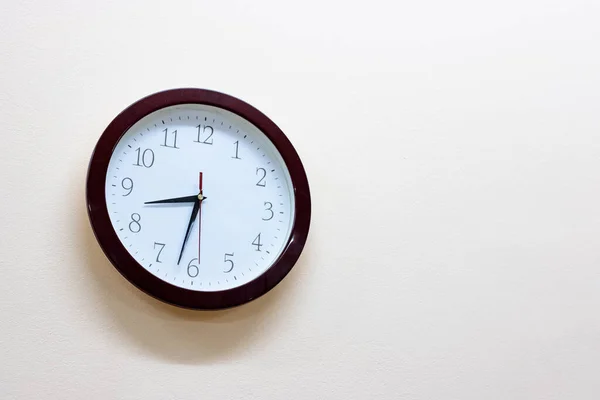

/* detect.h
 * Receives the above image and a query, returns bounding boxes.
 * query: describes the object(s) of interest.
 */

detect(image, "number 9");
[121,177,133,196]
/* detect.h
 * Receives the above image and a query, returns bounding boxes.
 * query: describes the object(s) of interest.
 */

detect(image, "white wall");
[1,1,600,398]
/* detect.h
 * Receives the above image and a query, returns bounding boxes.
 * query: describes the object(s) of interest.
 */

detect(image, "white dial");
[104,104,295,291]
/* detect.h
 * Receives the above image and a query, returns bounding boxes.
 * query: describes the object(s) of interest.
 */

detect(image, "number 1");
[232,141,241,159]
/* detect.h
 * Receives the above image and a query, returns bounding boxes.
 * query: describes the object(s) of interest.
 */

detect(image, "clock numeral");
[187,258,199,278]
[161,128,179,148]
[252,233,262,252]
[153,242,165,263]
[134,148,154,168]
[121,177,133,196]
[232,141,241,159]
[195,124,214,145]
[262,202,274,221]
[224,253,234,273]
[256,168,267,187]
[129,213,141,233]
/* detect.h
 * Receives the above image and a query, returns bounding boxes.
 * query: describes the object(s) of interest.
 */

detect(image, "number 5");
[224,253,234,273]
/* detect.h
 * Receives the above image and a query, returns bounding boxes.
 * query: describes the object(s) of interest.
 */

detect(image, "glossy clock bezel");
[86,88,311,310]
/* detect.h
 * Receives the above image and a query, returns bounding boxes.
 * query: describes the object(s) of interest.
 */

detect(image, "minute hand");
[177,199,200,265]
[145,195,200,204]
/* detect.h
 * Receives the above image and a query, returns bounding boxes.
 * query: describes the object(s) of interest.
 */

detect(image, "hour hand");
[145,195,200,204]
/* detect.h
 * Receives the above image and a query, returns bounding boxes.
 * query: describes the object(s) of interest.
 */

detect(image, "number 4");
[252,233,262,252]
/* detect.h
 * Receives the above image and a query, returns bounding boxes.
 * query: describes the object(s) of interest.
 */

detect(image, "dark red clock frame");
[86,88,311,310]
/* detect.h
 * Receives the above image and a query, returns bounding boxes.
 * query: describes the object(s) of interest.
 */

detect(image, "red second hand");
[198,171,203,263]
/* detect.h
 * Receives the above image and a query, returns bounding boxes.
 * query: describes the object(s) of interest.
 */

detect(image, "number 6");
[187,258,199,277]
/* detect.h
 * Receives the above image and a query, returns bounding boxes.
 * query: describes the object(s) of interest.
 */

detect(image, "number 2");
[256,168,266,187]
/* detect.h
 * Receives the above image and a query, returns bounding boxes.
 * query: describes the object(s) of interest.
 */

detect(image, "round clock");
[86,89,311,310]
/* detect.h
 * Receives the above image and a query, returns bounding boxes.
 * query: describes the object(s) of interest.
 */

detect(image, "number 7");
[154,242,165,263]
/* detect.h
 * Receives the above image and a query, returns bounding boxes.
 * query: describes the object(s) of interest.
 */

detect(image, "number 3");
[262,202,274,221]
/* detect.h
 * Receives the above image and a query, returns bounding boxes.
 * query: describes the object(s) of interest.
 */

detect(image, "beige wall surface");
[1,1,600,399]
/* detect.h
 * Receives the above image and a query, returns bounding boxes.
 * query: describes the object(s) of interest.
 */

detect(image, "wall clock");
[86,88,311,310]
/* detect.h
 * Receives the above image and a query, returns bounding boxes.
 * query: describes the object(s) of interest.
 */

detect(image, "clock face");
[87,89,311,309]
[104,104,295,291]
